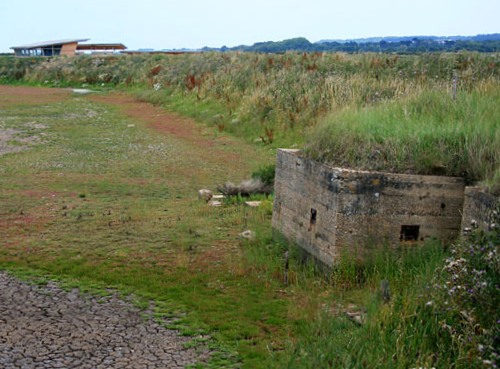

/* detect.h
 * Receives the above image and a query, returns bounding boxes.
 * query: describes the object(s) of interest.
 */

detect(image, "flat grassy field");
[0,85,286,367]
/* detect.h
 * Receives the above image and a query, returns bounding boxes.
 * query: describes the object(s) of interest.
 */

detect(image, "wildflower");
[441,322,452,331]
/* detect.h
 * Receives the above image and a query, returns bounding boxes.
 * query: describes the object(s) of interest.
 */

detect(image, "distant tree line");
[203,35,500,54]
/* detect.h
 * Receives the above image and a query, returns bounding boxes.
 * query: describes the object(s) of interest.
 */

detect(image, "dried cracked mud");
[0,272,211,369]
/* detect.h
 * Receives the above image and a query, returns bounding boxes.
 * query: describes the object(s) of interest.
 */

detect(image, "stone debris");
[328,303,367,326]
[207,194,225,207]
[344,310,366,325]
[244,201,261,208]
[238,230,256,240]
[463,227,472,236]
[0,271,211,369]
[72,89,93,95]
[198,189,213,202]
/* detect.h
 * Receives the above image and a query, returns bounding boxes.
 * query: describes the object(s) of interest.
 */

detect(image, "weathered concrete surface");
[0,272,210,369]
[461,187,498,234]
[272,149,466,266]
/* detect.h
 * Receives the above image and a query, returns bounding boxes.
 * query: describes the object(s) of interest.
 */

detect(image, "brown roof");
[77,43,127,51]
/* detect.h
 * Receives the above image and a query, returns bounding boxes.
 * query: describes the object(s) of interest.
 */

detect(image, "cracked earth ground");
[0,271,211,369]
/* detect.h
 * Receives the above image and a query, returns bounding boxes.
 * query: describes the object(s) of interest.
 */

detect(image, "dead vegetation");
[217,178,273,197]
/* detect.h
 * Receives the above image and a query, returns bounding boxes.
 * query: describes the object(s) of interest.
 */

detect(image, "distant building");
[121,49,196,55]
[11,39,126,57]
[76,43,127,55]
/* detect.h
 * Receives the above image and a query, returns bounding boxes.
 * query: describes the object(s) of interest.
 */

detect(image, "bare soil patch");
[0,85,69,107]
[89,93,241,158]
[0,128,45,156]
[0,85,69,155]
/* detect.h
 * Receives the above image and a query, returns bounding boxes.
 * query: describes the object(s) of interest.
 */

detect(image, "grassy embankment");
[1,51,498,184]
[306,84,500,186]
[0,52,499,368]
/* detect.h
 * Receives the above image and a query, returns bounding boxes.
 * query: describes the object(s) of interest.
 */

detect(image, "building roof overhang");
[11,39,90,50]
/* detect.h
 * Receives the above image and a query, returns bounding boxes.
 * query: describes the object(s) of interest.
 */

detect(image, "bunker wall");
[272,149,466,266]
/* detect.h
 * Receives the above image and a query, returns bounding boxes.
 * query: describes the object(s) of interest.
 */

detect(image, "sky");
[1,0,499,52]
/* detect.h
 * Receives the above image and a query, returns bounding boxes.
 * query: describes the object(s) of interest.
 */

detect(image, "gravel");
[0,272,211,368]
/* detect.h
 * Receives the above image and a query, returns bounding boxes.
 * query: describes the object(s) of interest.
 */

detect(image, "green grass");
[2,52,498,184]
[0,93,281,367]
[304,82,500,186]
[0,88,465,368]
[2,52,498,173]
[1,50,498,367]
[278,243,455,369]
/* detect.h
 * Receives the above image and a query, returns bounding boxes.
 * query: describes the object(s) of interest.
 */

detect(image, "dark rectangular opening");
[308,208,317,231]
[310,208,317,225]
[400,225,420,241]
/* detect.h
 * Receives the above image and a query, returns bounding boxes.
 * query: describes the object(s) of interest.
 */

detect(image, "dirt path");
[0,86,69,156]
[0,85,69,107]
[88,92,260,170]
[88,94,215,148]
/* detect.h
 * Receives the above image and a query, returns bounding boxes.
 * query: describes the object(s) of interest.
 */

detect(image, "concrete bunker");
[272,149,496,267]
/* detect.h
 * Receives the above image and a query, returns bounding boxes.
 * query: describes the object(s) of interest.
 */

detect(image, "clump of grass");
[304,81,500,184]
[276,241,458,369]
[252,164,276,187]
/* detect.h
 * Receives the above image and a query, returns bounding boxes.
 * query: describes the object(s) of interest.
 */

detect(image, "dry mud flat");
[0,272,210,369]
[0,85,69,106]
[0,85,68,156]
[0,126,45,156]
